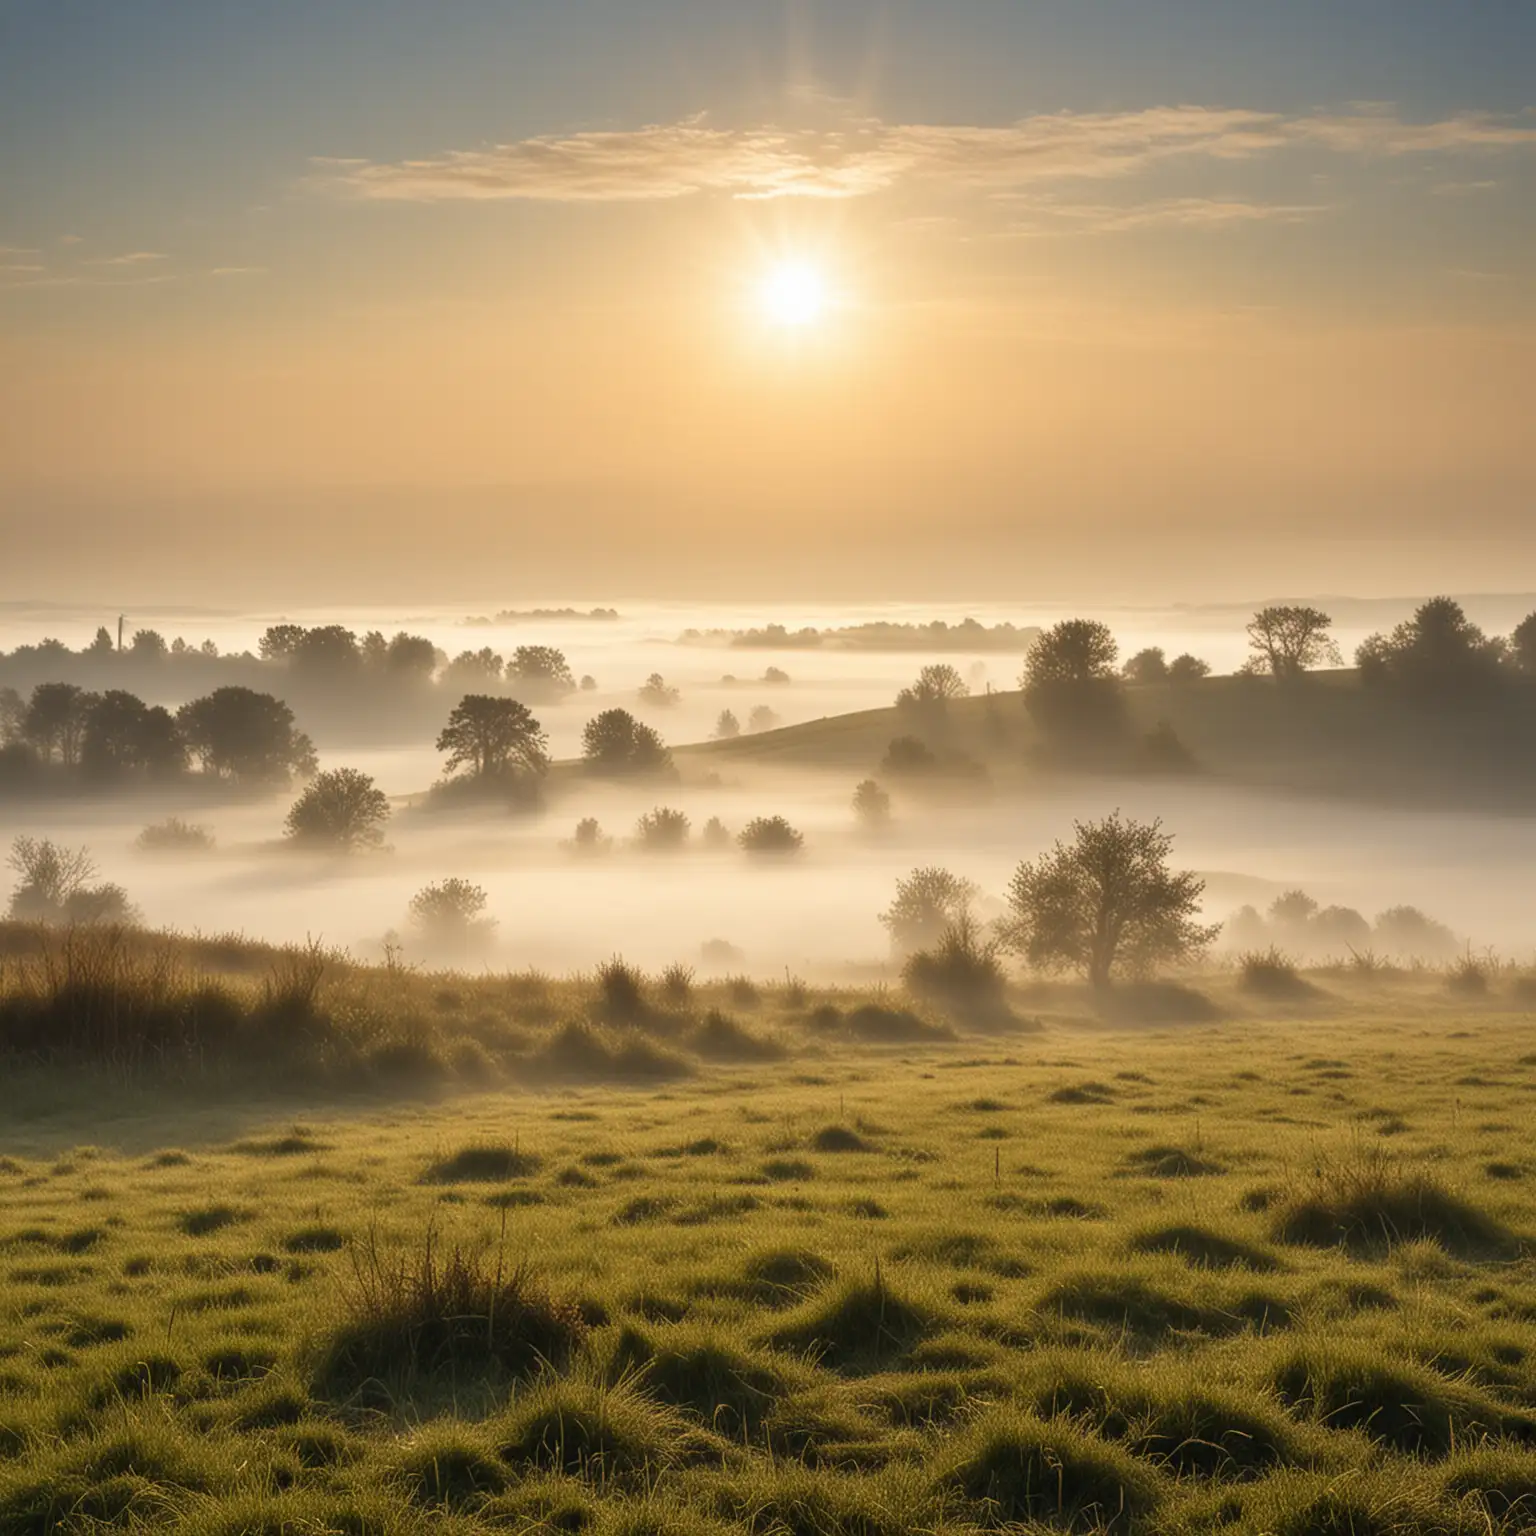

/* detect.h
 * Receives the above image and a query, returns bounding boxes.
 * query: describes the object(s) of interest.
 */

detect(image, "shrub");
[638,673,681,707]
[407,879,496,954]
[881,734,938,775]
[747,705,780,733]
[879,867,978,955]
[1446,951,1492,996]
[902,915,1008,1015]
[568,817,613,855]
[852,778,891,828]
[713,710,740,740]
[312,1224,587,1402]
[1239,947,1312,998]
[596,957,647,1021]
[660,963,694,1005]
[135,818,215,853]
[635,807,691,851]
[736,816,804,855]
[700,817,731,850]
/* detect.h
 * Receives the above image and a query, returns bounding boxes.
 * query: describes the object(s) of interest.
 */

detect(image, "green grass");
[4,945,1536,1532]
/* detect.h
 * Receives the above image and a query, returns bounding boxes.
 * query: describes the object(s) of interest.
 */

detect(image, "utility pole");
[117,615,125,653]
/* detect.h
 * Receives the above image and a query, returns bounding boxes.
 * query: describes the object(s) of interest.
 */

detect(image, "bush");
[902,915,1008,1014]
[636,807,691,851]
[701,817,731,850]
[407,879,496,954]
[879,867,978,955]
[312,1224,587,1402]
[582,710,672,776]
[1238,948,1312,998]
[747,705,780,733]
[567,817,613,855]
[596,957,647,1021]
[638,673,681,707]
[713,710,740,740]
[852,778,891,829]
[135,818,215,853]
[736,817,804,855]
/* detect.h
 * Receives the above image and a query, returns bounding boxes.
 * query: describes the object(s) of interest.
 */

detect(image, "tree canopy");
[436,695,549,781]
[581,709,672,775]
[1245,606,1341,677]
[284,767,390,850]
[177,687,317,783]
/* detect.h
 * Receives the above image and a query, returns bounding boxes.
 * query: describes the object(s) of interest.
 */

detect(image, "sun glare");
[758,260,828,328]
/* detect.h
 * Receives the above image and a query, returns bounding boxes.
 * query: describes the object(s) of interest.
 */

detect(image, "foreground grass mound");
[1272,1153,1517,1256]
[938,1405,1162,1530]
[497,1379,709,1478]
[767,1272,948,1373]
[312,1230,587,1405]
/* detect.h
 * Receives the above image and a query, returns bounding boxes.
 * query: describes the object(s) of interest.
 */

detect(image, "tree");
[1122,648,1169,685]
[852,778,891,828]
[1512,612,1536,676]
[23,683,96,766]
[1003,812,1218,988]
[1245,606,1341,678]
[898,663,969,710]
[635,807,690,850]
[291,625,361,672]
[129,629,168,660]
[714,709,741,740]
[508,645,576,695]
[81,691,186,779]
[408,878,496,953]
[1268,889,1318,933]
[1356,598,1507,701]
[385,632,438,680]
[0,687,23,744]
[6,837,97,921]
[86,626,115,657]
[747,705,780,733]
[284,767,390,850]
[738,816,804,855]
[639,673,681,707]
[701,816,731,849]
[1020,620,1125,747]
[879,867,979,956]
[436,695,549,781]
[442,649,504,689]
[177,687,317,783]
[581,709,671,775]
[1168,654,1211,685]
[258,624,306,661]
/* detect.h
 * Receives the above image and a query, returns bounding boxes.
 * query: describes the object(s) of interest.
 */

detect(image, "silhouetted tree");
[6,836,97,921]
[385,632,438,680]
[129,629,168,661]
[581,709,671,775]
[638,673,681,706]
[1512,612,1536,676]
[408,878,496,953]
[898,663,969,710]
[882,735,937,775]
[635,807,690,850]
[1167,654,1211,684]
[1245,606,1341,677]
[23,683,96,766]
[879,867,978,955]
[291,625,361,672]
[1020,619,1125,748]
[176,687,317,783]
[714,709,741,740]
[0,687,23,744]
[747,705,780,733]
[1373,904,1458,961]
[1356,598,1507,702]
[81,691,185,779]
[1122,647,1169,684]
[443,648,504,690]
[86,627,115,657]
[436,695,549,781]
[701,816,731,849]
[1003,812,1217,988]
[738,816,804,855]
[259,624,306,661]
[508,645,576,695]
[852,778,891,828]
[284,767,390,850]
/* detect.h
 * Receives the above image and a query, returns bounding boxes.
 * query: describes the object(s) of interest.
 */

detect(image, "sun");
[758,260,828,328]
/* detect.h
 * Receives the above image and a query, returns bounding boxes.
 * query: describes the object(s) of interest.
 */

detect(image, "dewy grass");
[5,968,1536,1534]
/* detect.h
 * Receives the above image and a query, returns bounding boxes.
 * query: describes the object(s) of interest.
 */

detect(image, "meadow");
[3,936,1536,1535]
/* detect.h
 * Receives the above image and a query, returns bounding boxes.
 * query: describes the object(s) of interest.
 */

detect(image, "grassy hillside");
[684,673,1536,809]
[4,967,1536,1534]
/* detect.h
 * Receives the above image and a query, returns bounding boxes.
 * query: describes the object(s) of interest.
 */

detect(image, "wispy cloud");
[315,104,1536,204]
[1006,195,1329,236]
[211,265,268,276]
[86,250,168,266]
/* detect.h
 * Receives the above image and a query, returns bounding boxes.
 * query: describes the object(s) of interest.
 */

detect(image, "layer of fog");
[5,766,1534,977]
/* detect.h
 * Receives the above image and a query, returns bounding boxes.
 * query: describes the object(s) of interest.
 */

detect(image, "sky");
[0,1,1533,604]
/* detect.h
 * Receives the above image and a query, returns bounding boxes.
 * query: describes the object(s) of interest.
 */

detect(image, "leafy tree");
[199,638,219,658]
[1167,654,1211,684]
[284,767,390,850]
[581,709,671,775]
[701,816,731,849]
[63,883,139,925]
[86,626,116,657]
[23,683,96,766]
[291,625,361,672]
[436,695,549,781]
[579,674,598,691]
[258,624,306,661]
[508,645,576,695]
[1003,812,1218,988]
[129,629,168,660]
[176,687,317,783]
[738,816,804,855]
[635,807,690,850]
[1512,611,1536,676]
[879,867,978,955]
[638,673,681,707]
[385,632,438,679]
[81,691,185,779]
[1356,598,1507,701]
[1313,905,1371,952]
[852,778,891,828]
[0,686,24,743]
[1122,647,1168,684]
[714,709,741,740]
[408,878,496,952]
[1245,605,1341,677]
[1268,889,1319,932]
[1020,619,1125,747]
[442,648,504,689]
[762,666,791,685]
[747,705,780,733]
[882,735,937,775]
[1373,905,1458,961]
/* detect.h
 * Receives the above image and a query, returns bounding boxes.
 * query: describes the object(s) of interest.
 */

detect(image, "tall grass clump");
[135,817,216,853]
[1238,948,1312,999]
[595,957,648,1022]
[312,1222,587,1403]
[902,914,1008,1018]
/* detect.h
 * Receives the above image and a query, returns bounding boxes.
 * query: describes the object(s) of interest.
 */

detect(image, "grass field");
[3,941,1536,1534]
